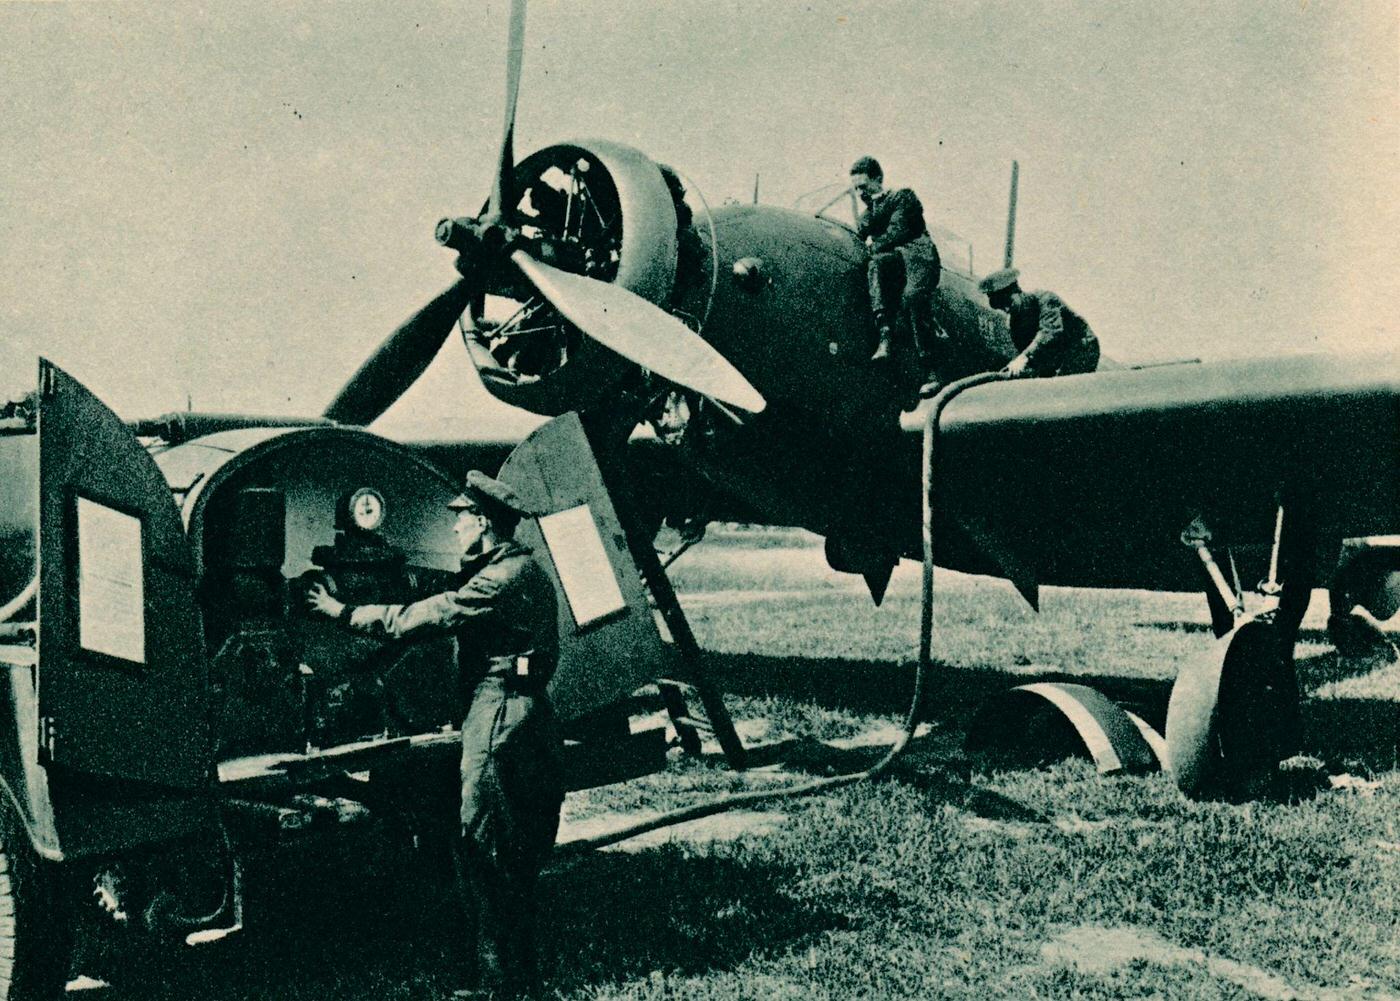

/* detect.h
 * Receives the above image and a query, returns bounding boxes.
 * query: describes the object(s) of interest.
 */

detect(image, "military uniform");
[856,187,943,374]
[343,536,562,998]
[1005,290,1099,377]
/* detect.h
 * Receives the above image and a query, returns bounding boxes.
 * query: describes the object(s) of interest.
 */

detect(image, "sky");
[2,1,1395,439]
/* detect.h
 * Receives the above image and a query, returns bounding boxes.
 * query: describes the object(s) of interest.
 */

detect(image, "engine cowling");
[462,140,683,416]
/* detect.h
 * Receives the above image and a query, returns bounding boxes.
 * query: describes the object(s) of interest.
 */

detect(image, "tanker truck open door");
[496,413,744,770]
[35,361,209,788]
[497,412,674,719]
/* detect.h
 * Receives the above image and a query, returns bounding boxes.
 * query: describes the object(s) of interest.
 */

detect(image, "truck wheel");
[0,805,72,1001]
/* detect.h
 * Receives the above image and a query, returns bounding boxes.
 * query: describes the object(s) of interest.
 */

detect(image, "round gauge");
[347,488,385,531]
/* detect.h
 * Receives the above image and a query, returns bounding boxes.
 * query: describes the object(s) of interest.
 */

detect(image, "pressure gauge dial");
[347,488,385,531]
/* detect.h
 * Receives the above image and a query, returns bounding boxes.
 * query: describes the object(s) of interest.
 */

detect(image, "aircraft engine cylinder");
[461,140,681,417]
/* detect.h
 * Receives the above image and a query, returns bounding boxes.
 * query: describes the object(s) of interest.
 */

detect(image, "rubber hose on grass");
[554,372,1012,856]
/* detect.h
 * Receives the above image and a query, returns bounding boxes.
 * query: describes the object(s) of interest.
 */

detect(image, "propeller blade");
[323,278,475,425]
[489,0,527,219]
[511,251,766,414]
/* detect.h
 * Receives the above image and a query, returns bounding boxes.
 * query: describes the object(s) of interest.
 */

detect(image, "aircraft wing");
[395,437,523,483]
[900,353,1400,593]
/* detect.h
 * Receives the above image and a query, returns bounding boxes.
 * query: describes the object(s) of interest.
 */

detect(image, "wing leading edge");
[902,353,1400,592]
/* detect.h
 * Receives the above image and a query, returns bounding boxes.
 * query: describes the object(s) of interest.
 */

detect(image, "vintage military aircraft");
[312,2,1399,779]
[0,2,1396,996]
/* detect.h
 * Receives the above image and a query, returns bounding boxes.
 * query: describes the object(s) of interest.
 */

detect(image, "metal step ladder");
[631,531,746,770]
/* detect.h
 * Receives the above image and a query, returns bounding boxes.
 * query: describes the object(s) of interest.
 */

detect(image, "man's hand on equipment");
[305,582,345,620]
[1003,354,1029,377]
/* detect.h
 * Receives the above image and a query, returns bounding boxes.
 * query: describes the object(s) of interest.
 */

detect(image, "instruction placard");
[76,496,146,664]
[537,504,626,629]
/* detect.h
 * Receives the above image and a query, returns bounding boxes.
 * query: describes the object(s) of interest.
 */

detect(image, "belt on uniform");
[474,652,552,692]
[479,673,549,697]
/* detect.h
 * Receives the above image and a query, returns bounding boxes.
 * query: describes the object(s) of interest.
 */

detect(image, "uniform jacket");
[857,187,941,298]
[344,540,558,688]
[856,187,928,253]
[1008,290,1097,374]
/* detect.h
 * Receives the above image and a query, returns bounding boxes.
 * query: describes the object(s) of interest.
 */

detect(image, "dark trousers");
[1031,333,1101,378]
[456,678,564,997]
[867,237,945,375]
[1057,334,1100,376]
[866,251,907,329]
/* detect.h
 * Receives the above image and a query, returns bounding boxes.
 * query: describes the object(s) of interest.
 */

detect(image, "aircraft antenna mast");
[752,173,760,205]
[1003,160,1019,268]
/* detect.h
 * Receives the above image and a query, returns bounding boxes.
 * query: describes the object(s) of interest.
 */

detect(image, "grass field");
[120,527,1399,1000]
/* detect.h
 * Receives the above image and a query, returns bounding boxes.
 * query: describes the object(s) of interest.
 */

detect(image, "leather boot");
[870,326,893,362]
[916,353,942,398]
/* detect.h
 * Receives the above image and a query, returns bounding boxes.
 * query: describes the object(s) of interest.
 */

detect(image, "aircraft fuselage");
[661,202,1015,557]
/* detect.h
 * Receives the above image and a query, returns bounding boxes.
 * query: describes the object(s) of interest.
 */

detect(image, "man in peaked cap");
[307,470,562,998]
[978,267,1100,378]
[849,155,946,397]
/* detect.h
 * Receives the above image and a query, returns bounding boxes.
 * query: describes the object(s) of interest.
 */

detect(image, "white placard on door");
[537,504,626,629]
[76,496,146,664]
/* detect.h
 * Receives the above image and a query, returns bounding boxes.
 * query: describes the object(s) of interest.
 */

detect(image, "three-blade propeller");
[322,0,764,426]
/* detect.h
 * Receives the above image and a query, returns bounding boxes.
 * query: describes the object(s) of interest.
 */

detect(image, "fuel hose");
[554,371,1012,856]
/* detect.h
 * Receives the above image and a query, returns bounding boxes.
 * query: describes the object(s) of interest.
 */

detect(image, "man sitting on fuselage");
[850,156,944,397]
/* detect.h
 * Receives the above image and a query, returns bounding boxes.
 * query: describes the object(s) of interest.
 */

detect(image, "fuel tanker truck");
[0,361,679,998]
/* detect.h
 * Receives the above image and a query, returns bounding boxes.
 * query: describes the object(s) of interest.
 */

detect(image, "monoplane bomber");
[0,1,1397,997]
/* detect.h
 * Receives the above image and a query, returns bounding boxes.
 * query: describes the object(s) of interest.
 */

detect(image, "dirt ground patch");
[1040,925,1399,1001]
[558,809,790,852]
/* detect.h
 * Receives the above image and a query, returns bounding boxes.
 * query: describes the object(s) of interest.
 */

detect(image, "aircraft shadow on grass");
[1136,620,1383,645]
[103,804,861,1001]
[545,850,852,993]
[700,648,1399,777]
[102,646,1393,1001]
